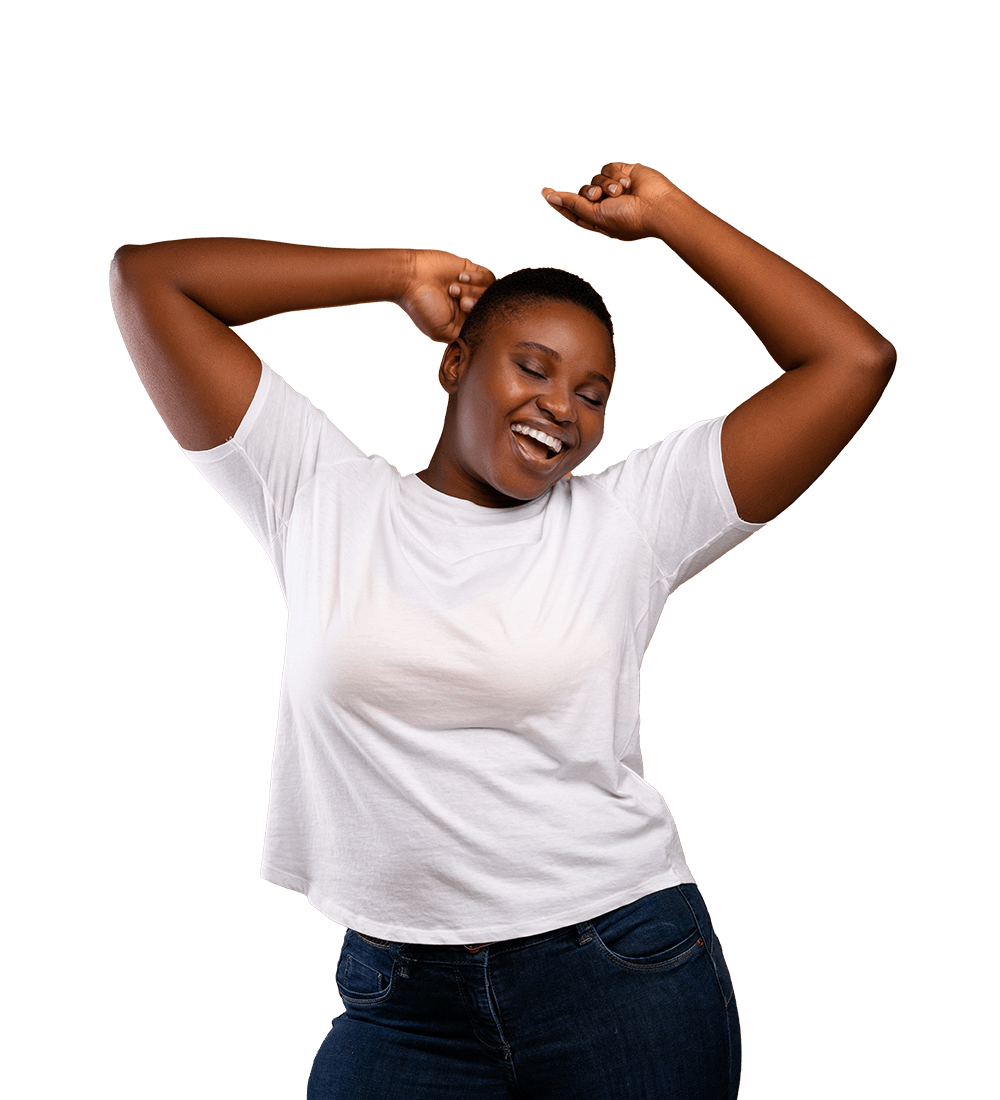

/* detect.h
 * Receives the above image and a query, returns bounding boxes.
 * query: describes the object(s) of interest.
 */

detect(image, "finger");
[448,286,484,312]
[461,259,495,287]
[450,275,490,312]
[542,188,601,229]
[585,173,624,198]
[544,191,593,225]
[600,161,638,189]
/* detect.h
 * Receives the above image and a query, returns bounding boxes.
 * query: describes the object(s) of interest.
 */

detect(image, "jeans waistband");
[354,920,596,962]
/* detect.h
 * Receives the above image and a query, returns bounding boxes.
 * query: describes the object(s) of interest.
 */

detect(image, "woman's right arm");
[110,240,493,450]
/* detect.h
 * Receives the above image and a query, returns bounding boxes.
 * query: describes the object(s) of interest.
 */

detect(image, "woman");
[110,160,894,1099]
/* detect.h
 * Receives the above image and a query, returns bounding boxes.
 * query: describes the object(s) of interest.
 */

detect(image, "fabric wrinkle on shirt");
[182,361,764,944]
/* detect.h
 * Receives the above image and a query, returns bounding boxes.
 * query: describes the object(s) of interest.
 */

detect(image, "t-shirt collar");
[399,472,551,526]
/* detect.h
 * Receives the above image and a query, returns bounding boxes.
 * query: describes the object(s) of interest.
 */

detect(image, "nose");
[536,383,576,423]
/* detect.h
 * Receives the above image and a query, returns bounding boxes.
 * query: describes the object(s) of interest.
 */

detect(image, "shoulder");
[577,416,724,504]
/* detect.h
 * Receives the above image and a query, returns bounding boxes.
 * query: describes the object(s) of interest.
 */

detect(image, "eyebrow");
[512,342,613,389]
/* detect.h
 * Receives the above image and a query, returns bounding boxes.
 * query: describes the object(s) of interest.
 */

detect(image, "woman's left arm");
[543,162,896,523]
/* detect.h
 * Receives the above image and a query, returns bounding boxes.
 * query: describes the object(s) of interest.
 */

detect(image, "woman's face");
[427,299,615,507]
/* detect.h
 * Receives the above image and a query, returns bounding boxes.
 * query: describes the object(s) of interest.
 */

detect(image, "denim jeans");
[307,883,740,1099]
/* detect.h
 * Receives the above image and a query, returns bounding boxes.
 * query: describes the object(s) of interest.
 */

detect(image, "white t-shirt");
[183,361,764,943]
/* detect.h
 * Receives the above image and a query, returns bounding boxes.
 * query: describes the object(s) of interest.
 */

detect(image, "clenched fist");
[541,162,676,242]
[398,250,495,343]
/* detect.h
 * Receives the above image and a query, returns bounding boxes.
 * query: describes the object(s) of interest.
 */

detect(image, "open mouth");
[511,423,563,461]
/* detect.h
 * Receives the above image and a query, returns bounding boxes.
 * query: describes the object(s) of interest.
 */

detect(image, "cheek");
[458,374,513,438]
[580,414,606,455]
[456,392,506,466]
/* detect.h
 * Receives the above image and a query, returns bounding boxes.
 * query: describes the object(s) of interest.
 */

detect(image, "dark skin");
[110,158,894,524]
[419,301,615,507]
[109,243,494,452]
[542,162,896,522]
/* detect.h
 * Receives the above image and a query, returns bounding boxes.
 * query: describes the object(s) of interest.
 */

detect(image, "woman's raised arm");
[542,162,896,523]
[110,240,493,450]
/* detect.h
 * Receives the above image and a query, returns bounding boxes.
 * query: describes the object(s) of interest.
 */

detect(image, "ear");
[438,338,472,395]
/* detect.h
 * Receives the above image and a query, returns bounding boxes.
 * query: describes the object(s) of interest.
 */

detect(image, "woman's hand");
[541,162,676,241]
[398,249,495,343]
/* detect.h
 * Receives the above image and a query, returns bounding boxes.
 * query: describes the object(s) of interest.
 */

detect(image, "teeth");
[512,423,563,453]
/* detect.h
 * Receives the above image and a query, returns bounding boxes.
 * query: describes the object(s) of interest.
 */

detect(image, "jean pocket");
[588,887,706,973]
[336,930,396,1005]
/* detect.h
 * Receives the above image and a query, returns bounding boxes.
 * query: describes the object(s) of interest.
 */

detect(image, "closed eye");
[517,361,606,406]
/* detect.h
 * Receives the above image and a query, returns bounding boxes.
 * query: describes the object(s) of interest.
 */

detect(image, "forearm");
[646,189,893,372]
[114,239,415,327]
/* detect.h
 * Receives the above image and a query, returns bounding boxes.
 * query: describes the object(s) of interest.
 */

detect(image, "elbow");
[792,335,896,379]
[110,244,137,291]
[825,336,894,382]
[860,337,896,378]
[110,243,159,306]
[872,337,897,376]
[110,243,145,285]
[111,244,136,267]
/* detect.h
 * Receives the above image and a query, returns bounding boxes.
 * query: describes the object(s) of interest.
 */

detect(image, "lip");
[509,418,574,452]
[508,425,571,473]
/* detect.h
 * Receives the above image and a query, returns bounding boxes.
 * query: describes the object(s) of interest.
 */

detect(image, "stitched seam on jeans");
[678,885,733,1007]
[451,965,507,1053]
[591,931,705,973]
[354,931,396,950]
[338,976,395,1006]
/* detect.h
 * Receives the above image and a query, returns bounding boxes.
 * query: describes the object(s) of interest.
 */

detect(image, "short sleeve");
[181,361,365,590]
[586,414,765,592]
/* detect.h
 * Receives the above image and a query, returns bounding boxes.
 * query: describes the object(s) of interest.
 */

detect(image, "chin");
[491,470,562,503]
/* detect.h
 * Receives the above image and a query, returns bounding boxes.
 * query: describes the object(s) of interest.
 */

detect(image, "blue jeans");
[307,883,740,1099]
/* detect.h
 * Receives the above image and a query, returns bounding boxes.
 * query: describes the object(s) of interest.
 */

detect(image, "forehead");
[482,299,615,372]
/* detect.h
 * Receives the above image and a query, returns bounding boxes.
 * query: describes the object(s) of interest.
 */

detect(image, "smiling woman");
[420,286,616,506]
[110,159,893,1100]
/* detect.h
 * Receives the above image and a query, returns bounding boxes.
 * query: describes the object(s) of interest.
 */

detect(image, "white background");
[5,1,995,1096]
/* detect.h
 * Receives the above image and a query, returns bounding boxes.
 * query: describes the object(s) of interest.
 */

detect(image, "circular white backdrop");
[7,2,990,1047]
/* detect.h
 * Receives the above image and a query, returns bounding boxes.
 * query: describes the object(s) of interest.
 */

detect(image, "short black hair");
[459,267,614,355]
